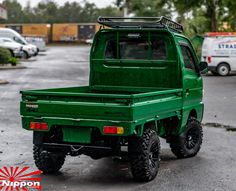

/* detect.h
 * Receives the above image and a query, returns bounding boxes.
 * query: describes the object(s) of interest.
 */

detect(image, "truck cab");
[20,17,208,182]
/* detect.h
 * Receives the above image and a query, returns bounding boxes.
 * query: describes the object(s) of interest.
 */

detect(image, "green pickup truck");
[20,17,208,182]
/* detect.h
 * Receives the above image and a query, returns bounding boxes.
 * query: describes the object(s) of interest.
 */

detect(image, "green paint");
[20,24,205,144]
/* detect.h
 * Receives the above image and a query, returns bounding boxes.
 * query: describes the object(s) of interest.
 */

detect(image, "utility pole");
[123,0,128,17]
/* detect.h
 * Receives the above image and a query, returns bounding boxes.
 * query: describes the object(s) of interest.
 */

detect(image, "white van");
[0,37,23,58]
[25,36,46,51]
[202,32,236,76]
[0,28,38,58]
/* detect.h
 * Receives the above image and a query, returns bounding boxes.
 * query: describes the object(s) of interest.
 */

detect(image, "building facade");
[0,5,7,20]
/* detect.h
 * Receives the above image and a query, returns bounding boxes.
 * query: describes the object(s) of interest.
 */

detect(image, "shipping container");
[2,24,49,37]
[52,23,78,42]
[22,24,49,37]
[78,23,96,41]
[95,24,102,33]
[6,25,23,34]
[0,23,100,43]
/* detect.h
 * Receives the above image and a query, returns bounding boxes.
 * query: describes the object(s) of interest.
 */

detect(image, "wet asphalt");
[0,45,235,191]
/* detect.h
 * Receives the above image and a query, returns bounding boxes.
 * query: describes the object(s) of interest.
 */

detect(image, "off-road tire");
[33,145,66,174]
[170,117,203,159]
[128,129,160,182]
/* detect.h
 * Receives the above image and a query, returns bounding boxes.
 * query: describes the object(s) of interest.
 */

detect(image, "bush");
[0,48,11,65]
[8,57,19,66]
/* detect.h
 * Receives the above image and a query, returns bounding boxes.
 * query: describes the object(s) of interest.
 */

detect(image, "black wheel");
[128,128,160,182]
[170,117,203,159]
[8,49,15,57]
[22,51,29,59]
[217,63,230,76]
[33,145,66,174]
[34,49,39,56]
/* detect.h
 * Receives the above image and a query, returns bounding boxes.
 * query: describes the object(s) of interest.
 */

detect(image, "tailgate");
[20,87,134,121]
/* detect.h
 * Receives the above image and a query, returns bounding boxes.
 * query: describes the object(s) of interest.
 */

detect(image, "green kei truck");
[20,17,208,182]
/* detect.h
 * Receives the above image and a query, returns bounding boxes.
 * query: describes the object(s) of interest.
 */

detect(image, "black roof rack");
[97,16,184,33]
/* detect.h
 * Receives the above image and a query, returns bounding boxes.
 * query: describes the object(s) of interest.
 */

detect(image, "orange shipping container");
[52,24,78,42]
[22,24,49,38]
[95,24,101,33]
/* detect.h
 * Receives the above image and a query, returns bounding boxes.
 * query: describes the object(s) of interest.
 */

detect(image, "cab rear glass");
[104,32,170,60]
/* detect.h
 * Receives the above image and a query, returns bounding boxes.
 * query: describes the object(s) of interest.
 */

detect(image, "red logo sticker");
[0,166,42,191]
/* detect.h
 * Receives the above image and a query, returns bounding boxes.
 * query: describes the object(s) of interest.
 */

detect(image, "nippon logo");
[0,166,42,191]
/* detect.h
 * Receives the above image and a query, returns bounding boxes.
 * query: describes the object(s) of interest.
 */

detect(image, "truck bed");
[20,85,183,132]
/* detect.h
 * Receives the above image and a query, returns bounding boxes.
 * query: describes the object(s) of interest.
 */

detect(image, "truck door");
[178,40,203,112]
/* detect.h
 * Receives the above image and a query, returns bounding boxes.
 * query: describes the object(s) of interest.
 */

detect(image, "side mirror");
[198,61,208,74]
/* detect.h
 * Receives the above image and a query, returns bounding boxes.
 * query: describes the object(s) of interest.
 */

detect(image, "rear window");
[120,40,149,59]
[105,33,168,60]
[150,39,167,60]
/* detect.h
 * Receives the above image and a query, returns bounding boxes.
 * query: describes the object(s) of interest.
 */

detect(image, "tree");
[116,0,172,17]
[2,0,24,23]
[57,2,82,23]
[2,0,234,35]
[97,6,123,18]
[221,0,236,31]
[130,0,171,17]
[34,0,59,23]
[79,2,99,22]
[23,1,36,23]
[173,0,224,32]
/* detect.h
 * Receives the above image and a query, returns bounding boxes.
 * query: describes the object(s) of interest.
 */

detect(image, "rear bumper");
[21,116,136,137]
[39,142,112,156]
[208,66,217,71]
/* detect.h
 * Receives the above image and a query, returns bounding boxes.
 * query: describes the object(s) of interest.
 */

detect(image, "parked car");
[85,38,93,45]
[25,36,46,52]
[202,32,236,76]
[0,37,23,58]
[0,28,38,58]
[20,17,208,182]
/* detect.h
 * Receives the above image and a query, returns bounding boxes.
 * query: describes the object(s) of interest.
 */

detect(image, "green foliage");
[8,57,19,66]
[221,0,236,31]
[1,0,122,23]
[183,8,210,37]
[191,35,204,60]
[2,0,24,23]
[128,0,172,17]
[0,48,11,65]
[116,0,235,36]
[1,0,236,36]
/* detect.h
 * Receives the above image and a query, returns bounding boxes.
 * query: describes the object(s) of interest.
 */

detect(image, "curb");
[0,80,9,85]
[0,65,27,70]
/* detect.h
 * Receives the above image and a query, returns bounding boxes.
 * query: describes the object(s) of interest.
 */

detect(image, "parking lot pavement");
[203,73,236,128]
[0,46,236,191]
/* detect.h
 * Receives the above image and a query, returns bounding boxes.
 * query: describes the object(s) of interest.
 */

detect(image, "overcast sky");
[0,0,115,8]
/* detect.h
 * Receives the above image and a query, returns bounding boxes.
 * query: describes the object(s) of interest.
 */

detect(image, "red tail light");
[207,56,212,63]
[30,122,48,131]
[103,126,124,135]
